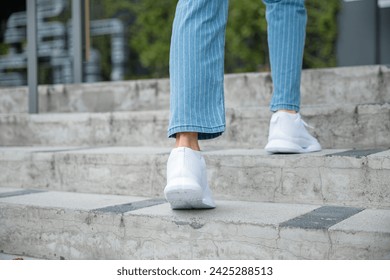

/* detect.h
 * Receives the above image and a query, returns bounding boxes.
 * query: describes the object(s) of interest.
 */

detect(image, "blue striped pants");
[168,0,307,140]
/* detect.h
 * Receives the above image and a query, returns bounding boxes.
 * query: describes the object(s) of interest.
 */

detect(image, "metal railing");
[24,0,126,114]
[27,0,38,114]
[26,0,83,114]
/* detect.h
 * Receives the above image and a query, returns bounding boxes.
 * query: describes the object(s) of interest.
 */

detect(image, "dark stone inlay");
[93,198,167,214]
[280,206,364,230]
[326,149,387,158]
[0,189,46,198]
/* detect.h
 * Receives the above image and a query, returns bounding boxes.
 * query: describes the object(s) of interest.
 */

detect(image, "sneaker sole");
[164,178,216,210]
[265,139,321,154]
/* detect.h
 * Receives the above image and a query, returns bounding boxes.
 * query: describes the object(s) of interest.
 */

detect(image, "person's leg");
[175,132,200,151]
[168,0,229,143]
[165,0,229,209]
[263,0,321,153]
[264,0,306,112]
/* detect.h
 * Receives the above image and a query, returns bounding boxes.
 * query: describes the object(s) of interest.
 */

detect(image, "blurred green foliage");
[225,0,269,73]
[305,1,340,68]
[0,43,8,55]
[91,0,340,79]
[91,0,176,79]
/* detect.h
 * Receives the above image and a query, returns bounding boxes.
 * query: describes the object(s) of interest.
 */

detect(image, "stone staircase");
[0,65,389,259]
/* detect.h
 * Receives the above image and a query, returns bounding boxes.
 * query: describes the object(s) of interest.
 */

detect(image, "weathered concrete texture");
[0,78,171,114]
[381,65,390,102]
[0,190,146,210]
[0,110,170,147]
[0,187,24,194]
[1,103,389,149]
[0,189,45,198]
[206,149,390,208]
[225,65,390,109]
[1,65,389,114]
[0,253,41,260]
[0,147,170,197]
[0,87,28,114]
[0,192,389,259]
[300,65,390,105]
[1,147,389,208]
[329,209,390,259]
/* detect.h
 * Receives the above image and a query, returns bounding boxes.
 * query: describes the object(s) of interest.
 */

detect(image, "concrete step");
[0,65,389,114]
[1,147,389,208]
[1,103,389,149]
[0,253,40,260]
[0,187,389,259]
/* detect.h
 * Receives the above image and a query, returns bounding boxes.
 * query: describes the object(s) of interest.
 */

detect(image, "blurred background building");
[338,0,390,66]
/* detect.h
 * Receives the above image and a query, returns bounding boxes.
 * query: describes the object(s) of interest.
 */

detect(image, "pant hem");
[168,125,225,140]
[270,104,300,112]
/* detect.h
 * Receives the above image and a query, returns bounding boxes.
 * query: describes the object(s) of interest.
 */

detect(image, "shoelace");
[298,114,315,129]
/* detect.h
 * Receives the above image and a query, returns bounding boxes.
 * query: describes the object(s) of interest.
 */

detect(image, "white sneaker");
[164,147,216,210]
[265,111,321,154]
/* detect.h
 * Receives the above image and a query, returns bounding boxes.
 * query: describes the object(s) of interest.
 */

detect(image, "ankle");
[277,109,297,114]
[175,132,200,151]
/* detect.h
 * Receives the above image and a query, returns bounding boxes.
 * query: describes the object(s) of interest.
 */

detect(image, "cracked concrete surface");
[0,147,389,208]
[1,190,389,259]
